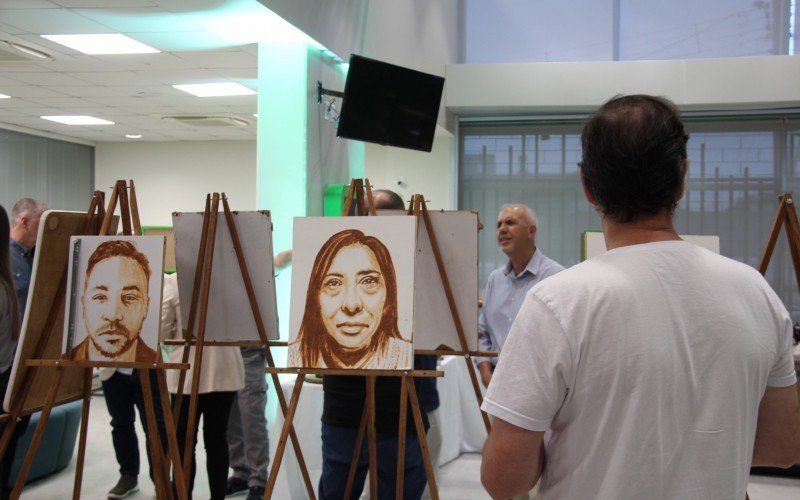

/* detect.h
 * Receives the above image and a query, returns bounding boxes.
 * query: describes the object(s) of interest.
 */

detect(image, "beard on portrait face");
[89,321,138,359]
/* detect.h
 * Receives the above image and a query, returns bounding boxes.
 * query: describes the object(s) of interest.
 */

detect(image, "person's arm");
[752,383,800,468]
[478,361,494,388]
[481,417,545,498]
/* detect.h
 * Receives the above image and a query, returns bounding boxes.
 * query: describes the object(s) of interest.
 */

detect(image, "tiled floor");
[19,392,800,499]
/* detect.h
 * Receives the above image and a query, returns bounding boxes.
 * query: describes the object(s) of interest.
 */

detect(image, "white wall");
[261,0,460,78]
[365,126,454,209]
[95,141,257,227]
[446,55,800,113]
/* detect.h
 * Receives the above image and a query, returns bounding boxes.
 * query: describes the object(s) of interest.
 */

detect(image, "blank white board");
[414,211,479,351]
[173,211,279,341]
[582,230,720,260]
[380,209,479,351]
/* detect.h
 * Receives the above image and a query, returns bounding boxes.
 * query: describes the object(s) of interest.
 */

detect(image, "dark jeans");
[319,423,427,500]
[175,391,236,500]
[101,369,168,480]
[0,367,28,499]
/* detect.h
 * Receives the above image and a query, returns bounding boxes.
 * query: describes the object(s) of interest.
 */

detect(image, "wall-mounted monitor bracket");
[317,81,344,104]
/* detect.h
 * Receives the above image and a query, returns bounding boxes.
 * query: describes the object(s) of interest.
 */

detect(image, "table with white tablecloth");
[269,356,488,499]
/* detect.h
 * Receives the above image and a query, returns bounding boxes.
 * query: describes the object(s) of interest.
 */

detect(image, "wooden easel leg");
[344,404,369,499]
[781,195,800,292]
[265,369,316,498]
[173,194,212,422]
[156,369,187,500]
[71,368,93,500]
[759,195,788,274]
[182,194,220,495]
[11,367,65,499]
[406,377,438,500]
[366,376,378,500]
[128,179,142,235]
[264,375,305,499]
[139,370,169,500]
[395,376,408,500]
[464,356,492,433]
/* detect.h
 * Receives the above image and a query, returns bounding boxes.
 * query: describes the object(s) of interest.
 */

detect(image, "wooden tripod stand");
[758,192,800,345]
[264,178,443,500]
[407,194,496,433]
[169,193,315,498]
[0,180,189,499]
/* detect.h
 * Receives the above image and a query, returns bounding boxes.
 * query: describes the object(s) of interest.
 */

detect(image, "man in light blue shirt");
[476,204,564,388]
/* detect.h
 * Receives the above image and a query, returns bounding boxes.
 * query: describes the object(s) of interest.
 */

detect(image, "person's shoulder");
[70,338,89,361]
[136,341,158,362]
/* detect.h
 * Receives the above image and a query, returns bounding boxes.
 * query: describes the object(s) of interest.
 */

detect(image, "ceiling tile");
[0,9,112,35]
[0,86,70,98]
[6,72,93,85]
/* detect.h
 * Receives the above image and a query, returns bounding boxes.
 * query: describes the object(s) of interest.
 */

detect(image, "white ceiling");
[0,0,262,144]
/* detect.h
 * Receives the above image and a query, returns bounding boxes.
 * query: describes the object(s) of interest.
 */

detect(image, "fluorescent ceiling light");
[41,115,114,125]
[125,134,142,139]
[41,34,159,55]
[0,94,9,99]
[172,83,256,97]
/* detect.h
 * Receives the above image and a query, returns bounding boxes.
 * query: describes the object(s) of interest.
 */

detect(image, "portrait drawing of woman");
[288,228,412,369]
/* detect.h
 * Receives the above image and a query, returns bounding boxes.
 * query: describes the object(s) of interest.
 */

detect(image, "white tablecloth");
[269,356,488,499]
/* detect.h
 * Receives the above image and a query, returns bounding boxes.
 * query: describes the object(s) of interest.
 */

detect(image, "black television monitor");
[336,54,445,153]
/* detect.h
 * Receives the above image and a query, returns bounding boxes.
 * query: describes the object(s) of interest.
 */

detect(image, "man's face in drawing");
[318,244,387,350]
[81,255,150,359]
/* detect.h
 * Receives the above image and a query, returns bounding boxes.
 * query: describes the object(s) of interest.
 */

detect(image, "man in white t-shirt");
[480,94,800,500]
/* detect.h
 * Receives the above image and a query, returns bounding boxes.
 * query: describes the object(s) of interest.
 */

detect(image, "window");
[459,117,800,315]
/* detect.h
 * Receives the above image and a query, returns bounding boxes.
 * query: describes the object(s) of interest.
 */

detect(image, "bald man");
[475,204,564,388]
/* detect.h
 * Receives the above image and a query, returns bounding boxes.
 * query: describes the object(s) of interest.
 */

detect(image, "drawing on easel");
[62,236,165,362]
[288,217,417,369]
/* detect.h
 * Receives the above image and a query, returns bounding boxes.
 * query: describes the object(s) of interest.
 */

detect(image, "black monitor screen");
[336,54,445,153]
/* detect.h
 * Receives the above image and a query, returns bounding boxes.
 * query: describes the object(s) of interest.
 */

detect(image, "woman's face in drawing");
[318,244,387,350]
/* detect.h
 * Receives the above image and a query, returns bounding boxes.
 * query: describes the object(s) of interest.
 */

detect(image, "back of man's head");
[11,198,47,227]
[372,189,406,210]
[579,95,688,223]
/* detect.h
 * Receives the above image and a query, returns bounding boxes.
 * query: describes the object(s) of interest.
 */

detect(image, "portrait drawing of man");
[70,239,158,362]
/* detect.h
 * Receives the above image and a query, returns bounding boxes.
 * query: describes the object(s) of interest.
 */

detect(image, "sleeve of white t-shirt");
[767,311,798,388]
[481,293,573,432]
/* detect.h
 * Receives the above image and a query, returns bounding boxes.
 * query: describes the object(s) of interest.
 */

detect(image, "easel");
[0,180,188,499]
[169,193,315,498]
[264,178,443,500]
[758,193,800,345]
[406,193,496,434]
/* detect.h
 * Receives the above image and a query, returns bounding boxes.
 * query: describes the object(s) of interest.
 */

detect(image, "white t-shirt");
[482,241,797,500]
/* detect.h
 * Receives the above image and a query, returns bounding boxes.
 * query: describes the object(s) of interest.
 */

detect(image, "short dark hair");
[579,95,689,223]
[372,189,406,210]
[85,240,152,286]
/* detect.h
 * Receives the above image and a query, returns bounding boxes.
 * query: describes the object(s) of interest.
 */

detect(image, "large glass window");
[459,117,800,315]
[465,0,792,63]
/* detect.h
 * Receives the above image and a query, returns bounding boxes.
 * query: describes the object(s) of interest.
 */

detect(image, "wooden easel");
[758,193,800,346]
[168,193,315,498]
[0,180,189,499]
[264,178,443,500]
[407,193,496,434]
[759,193,800,288]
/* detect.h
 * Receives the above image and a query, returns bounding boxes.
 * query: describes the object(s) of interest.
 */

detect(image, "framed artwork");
[288,216,417,370]
[61,236,165,363]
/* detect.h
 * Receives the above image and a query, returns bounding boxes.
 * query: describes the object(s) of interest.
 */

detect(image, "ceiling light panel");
[41,34,159,55]
[172,82,256,97]
[41,115,114,125]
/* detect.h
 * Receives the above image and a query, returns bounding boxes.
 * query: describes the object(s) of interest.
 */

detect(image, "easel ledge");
[414,349,497,358]
[266,368,443,378]
[162,339,288,347]
[24,359,190,370]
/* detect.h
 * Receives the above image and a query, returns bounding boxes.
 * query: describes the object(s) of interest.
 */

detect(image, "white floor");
[18,392,800,499]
